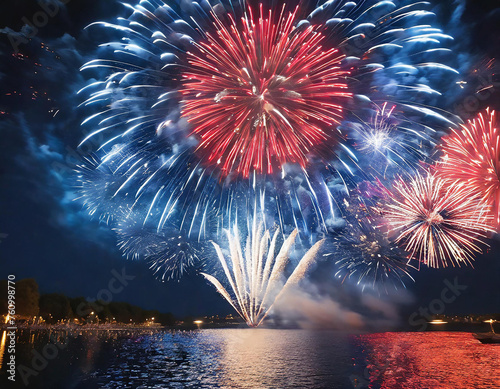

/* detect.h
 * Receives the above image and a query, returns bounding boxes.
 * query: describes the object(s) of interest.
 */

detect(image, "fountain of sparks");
[202,222,324,327]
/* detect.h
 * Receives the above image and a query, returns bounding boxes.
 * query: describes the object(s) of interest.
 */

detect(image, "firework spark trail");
[261,238,325,322]
[437,108,500,226]
[382,172,493,268]
[202,223,324,327]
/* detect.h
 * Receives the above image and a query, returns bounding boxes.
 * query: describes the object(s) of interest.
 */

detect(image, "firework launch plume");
[202,222,324,327]
[381,172,493,268]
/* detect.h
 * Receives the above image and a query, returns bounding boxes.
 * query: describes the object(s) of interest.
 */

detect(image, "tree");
[158,312,175,326]
[95,301,113,321]
[69,296,89,318]
[39,293,72,323]
[109,302,132,323]
[130,305,143,322]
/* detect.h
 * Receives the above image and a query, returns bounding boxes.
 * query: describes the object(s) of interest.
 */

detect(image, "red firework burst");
[181,4,351,177]
[382,172,492,268]
[437,108,500,226]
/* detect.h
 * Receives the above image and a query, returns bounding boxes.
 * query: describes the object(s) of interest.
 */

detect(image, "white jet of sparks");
[202,222,324,327]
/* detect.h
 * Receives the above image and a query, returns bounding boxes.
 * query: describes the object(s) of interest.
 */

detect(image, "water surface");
[1,329,498,388]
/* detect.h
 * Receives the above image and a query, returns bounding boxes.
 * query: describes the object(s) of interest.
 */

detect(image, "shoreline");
[1,322,496,333]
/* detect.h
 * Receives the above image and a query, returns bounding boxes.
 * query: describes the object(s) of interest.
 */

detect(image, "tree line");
[0,278,175,325]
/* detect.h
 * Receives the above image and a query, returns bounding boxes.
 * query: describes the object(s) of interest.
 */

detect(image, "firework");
[116,217,202,280]
[437,108,500,226]
[203,221,324,327]
[350,102,436,176]
[76,155,130,223]
[182,4,350,177]
[356,104,397,155]
[77,0,457,275]
[147,236,202,281]
[454,58,500,116]
[333,199,415,290]
[381,172,492,268]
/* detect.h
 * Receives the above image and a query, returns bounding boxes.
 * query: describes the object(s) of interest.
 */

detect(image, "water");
[0,329,498,388]
[354,332,500,389]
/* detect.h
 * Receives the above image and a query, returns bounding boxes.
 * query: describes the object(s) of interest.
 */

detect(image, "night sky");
[0,0,499,322]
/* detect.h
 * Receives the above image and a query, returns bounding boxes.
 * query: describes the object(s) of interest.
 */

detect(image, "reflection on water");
[0,329,353,388]
[0,329,498,388]
[81,329,353,388]
[217,329,353,388]
[0,331,6,369]
[356,332,500,388]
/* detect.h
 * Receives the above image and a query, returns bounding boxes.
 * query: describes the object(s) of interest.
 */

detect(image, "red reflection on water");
[358,332,500,388]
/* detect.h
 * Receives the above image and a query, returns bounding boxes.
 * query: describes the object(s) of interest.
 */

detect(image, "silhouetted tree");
[158,312,175,326]
[39,293,72,323]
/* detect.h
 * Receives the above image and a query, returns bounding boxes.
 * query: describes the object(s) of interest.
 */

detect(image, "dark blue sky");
[0,0,499,320]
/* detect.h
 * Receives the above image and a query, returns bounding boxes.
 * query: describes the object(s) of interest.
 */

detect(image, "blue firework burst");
[77,0,458,277]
